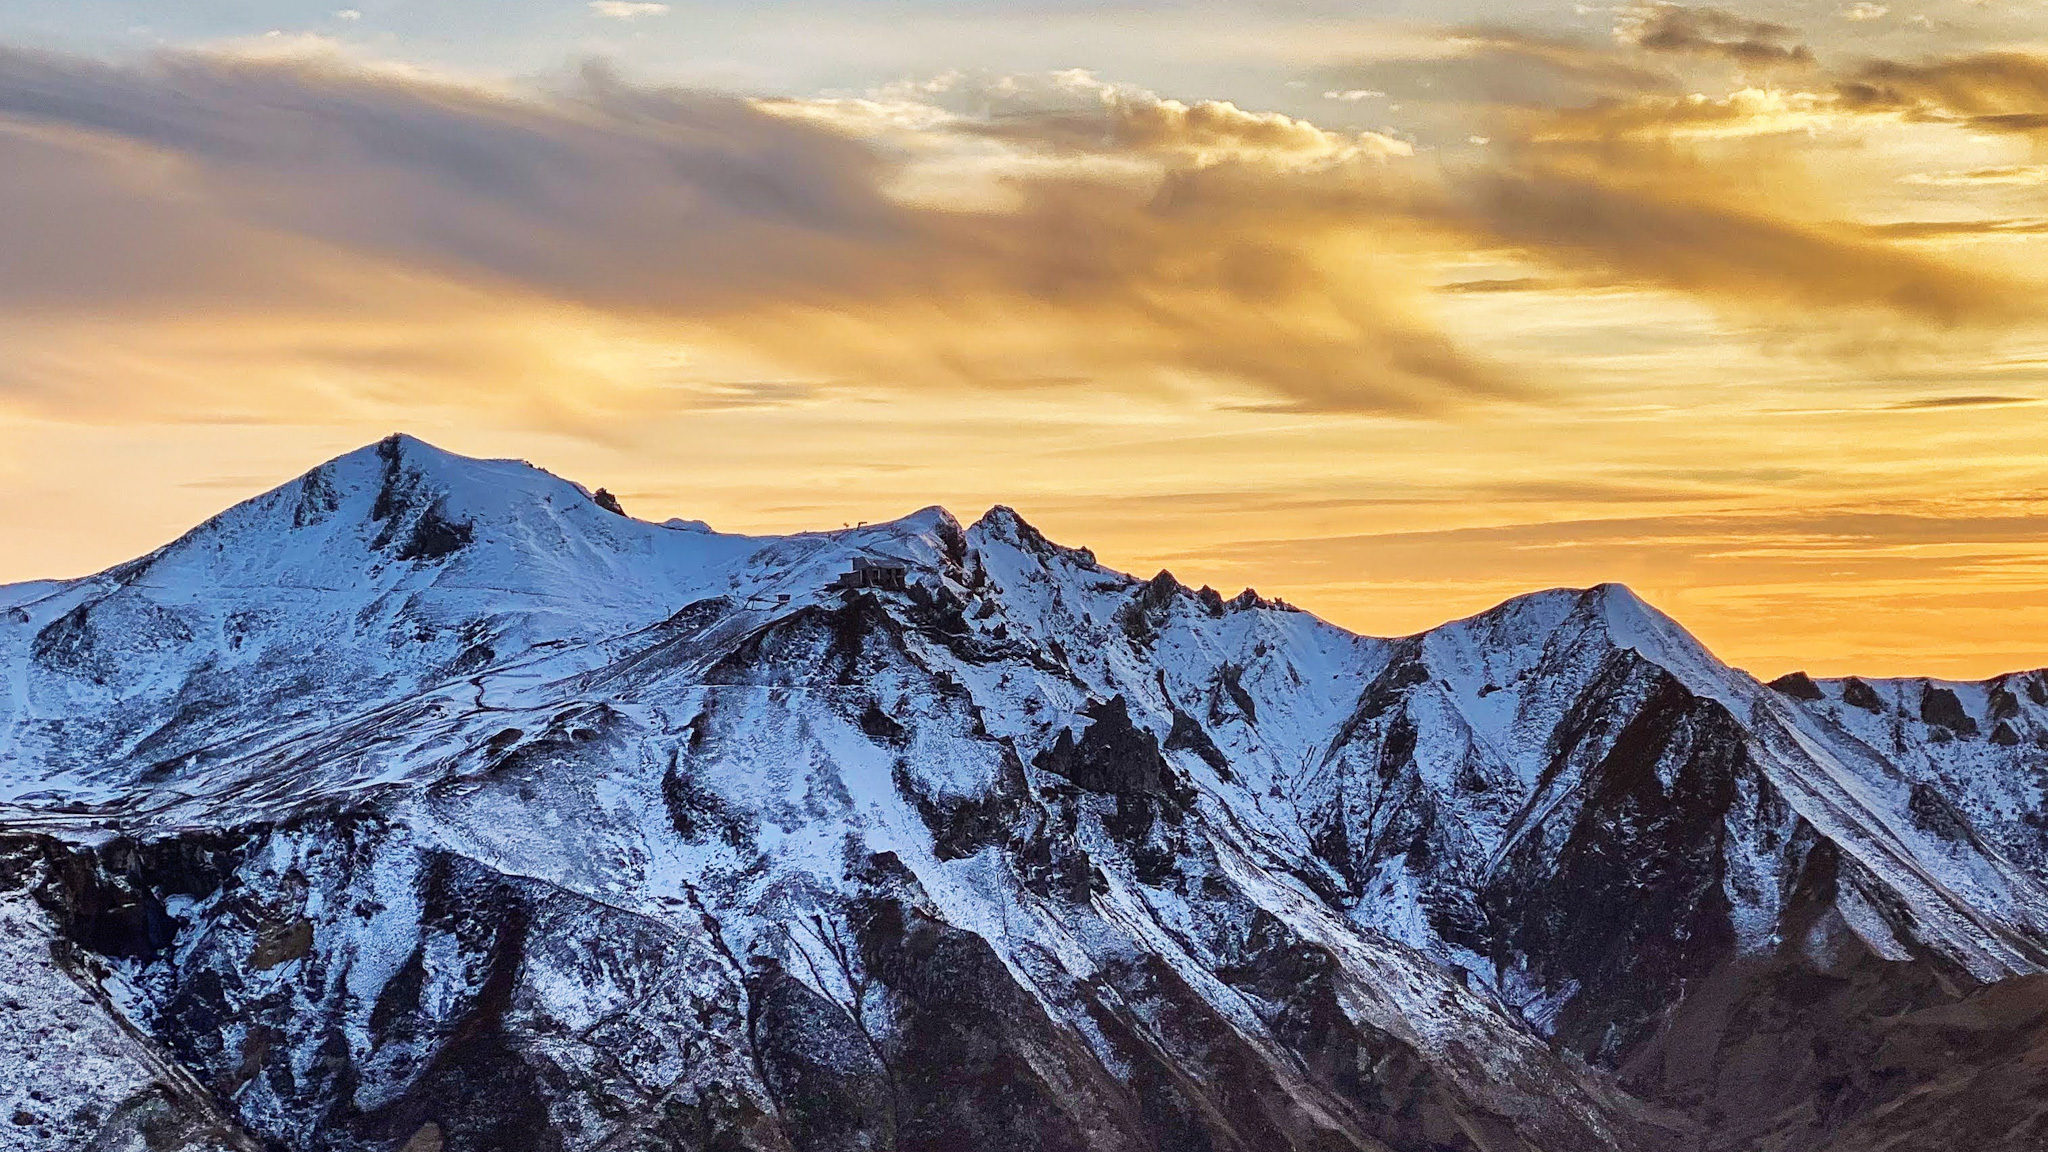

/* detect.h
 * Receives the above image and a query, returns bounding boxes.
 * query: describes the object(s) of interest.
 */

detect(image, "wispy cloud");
[1900,164,2048,187]
[1885,394,2038,409]
[1839,51,2048,140]
[1440,162,2026,324]
[1614,4,1814,67]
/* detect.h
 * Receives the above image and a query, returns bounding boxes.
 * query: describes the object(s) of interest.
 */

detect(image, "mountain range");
[4,434,2047,1152]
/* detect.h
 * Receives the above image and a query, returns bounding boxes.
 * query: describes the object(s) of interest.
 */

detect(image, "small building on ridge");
[827,557,910,592]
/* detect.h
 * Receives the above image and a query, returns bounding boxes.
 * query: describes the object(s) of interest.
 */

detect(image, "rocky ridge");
[3,435,2046,1152]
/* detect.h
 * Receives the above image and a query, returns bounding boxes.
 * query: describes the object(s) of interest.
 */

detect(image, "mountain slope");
[2,436,2045,1152]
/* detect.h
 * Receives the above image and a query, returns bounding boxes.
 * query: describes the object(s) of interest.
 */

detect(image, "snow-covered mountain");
[3,435,2046,1152]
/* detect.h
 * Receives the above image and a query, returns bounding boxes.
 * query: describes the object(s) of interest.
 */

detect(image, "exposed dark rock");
[1606,836,2048,1152]
[930,512,969,571]
[27,832,250,964]
[1989,683,2023,722]
[1483,662,1751,1065]
[1010,799,1102,905]
[1228,588,1290,611]
[394,501,474,563]
[1798,972,2048,1152]
[1115,571,1182,645]
[975,506,1072,564]
[1081,950,1386,1151]
[895,748,1027,862]
[1768,671,1825,700]
[591,488,627,516]
[1907,780,1976,843]
[706,596,911,689]
[1163,708,1231,777]
[366,438,474,562]
[343,857,562,1152]
[294,465,342,529]
[746,960,895,1152]
[902,583,983,660]
[1033,696,1188,803]
[1353,645,1430,723]
[248,918,313,970]
[1841,677,1884,712]
[1920,686,1979,736]
[859,702,907,743]
[1216,663,1260,727]
[853,898,1132,1152]
[370,434,414,522]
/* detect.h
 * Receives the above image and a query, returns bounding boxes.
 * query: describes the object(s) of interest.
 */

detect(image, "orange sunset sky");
[1,0,2046,678]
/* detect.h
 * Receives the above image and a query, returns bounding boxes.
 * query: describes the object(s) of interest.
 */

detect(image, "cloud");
[1885,394,2037,409]
[1865,217,2048,237]
[1436,276,1564,293]
[1395,69,2036,327]
[1363,33,2047,330]
[842,70,1415,166]
[1435,161,2022,324]
[1530,85,1845,142]
[0,47,1514,416]
[1900,164,2048,186]
[1840,3,1890,22]
[1838,51,2048,137]
[588,2,670,19]
[1323,30,1679,117]
[654,379,830,411]
[0,40,2036,431]
[1190,507,2048,587]
[1615,4,1814,67]
[974,92,1414,166]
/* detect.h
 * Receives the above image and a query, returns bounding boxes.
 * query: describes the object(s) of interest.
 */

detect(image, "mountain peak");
[970,503,1035,538]
[341,433,575,510]
[969,504,1097,567]
[889,504,963,539]
[322,432,531,490]
[374,430,450,460]
[1574,580,1738,689]
[1582,580,1673,630]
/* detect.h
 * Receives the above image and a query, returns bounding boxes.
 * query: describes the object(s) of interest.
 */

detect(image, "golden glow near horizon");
[1,3,2046,680]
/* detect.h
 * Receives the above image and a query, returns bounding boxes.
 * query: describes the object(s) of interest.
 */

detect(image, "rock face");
[3,435,2047,1152]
